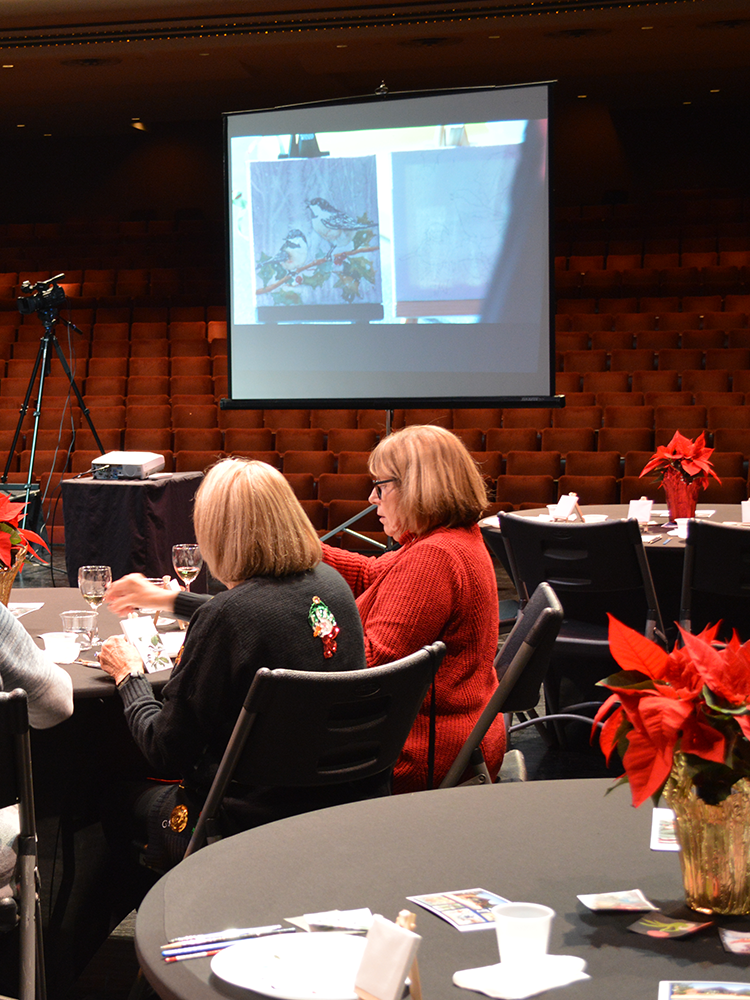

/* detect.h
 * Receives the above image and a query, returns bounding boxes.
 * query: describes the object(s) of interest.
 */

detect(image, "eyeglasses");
[372,479,396,499]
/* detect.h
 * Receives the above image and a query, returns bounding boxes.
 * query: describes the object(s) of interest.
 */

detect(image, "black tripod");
[1,277,105,531]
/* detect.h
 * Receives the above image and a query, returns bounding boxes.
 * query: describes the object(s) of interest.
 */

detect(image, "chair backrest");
[184,642,446,856]
[680,520,750,642]
[439,583,563,788]
[0,688,43,1000]
[498,513,665,640]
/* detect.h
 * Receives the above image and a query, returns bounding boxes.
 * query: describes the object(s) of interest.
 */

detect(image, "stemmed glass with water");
[77,565,112,647]
[172,544,202,592]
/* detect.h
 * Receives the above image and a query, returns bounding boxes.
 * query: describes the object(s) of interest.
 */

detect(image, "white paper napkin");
[453,955,589,999]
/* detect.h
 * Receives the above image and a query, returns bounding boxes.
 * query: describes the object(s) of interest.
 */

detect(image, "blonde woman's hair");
[193,458,321,584]
[368,424,488,535]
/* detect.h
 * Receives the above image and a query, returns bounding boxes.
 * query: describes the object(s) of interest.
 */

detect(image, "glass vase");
[661,467,700,522]
[0,548,24,606]
[664,755,750,915]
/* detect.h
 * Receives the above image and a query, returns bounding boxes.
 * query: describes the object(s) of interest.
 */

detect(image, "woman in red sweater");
[323,424,504,792]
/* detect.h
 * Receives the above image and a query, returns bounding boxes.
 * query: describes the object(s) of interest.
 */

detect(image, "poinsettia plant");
[595,615,750,808]
[0,492,49,569]
[639,430,721,488]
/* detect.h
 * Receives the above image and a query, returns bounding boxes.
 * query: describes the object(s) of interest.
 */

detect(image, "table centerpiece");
[595,615,750,914]
[0,491,49,605]
[639,430,720,522]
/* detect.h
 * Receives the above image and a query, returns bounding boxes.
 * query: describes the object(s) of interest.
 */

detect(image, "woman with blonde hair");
[322,424,504,792]
[99,458,376,868]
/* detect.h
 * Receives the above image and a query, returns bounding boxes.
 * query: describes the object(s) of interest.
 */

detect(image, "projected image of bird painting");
[251,154,381,315]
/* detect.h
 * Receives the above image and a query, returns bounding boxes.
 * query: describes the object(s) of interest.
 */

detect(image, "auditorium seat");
[127,375,170,396]
[470,451,503,480]
[89,339,130,358]
[452,408,504,431]
[732,372,750,394]
[693,391,744,407]
[613,312,657,332]
[502,408,552,428]
[595,392,643,408]
[282,451,336,478]
[403,408,452,428]
[310,409,358,431]
[681,370,730,393]
[540,427,596,453]
[495,474,556,508]
[657,348,704,371]
[712,429,750,458]
[603,405,654,428]
[223,428,275,452]
[561,392,596,407]
[170,356,212,377]
[634,330,680,351]
[706,348,750,371]
[327,427,378,454]
[705,311,747,330]
[554,372,582,394]
[565,450,621,477]
[325,500,386,551]
[76,427,122,451]
[125,404,171,429]
[218,408,264,430]
[485,428,538,452]
[223,449,281,468]
[567,313,614,331]
[590,330,633,352]
[552,405,603,429]
[727,330,750,349]
[709,452,745,478]
[451,428,484,451]
[81,405,126,430]
[623,451,655,477]
[174,427,223,452]
[264,409,311,429]
[655,404,706,433]
[128,357,169,380]
[275,428,326,454]
[707,406,750,431]
[300,499,328,532]
[337,452,371,475]
[174,451,222,473]
[19,449,68,475]
[130,339,170,358]
[701,477,747,503]
[558,474,618,504]
[597,427,654,454]
[556,332,589,352]
[562,349,607,373]
[505,451,562,477]
[131,321,168,340]
[644,391,692,407]
[82,394,125,409]
[681,330,725,351]
[169,321,207,340]
[317,473,371,503]
[619,476,662,503]
[87,357,128,379]
[170,339,210,358]
[283,473,316,500]
[211,356,228,378]
[609,348,656,372]
[170,375,215,397]
[581,370,630,394]
[357,409,404,432]
[85,375,128,397]
[172,403,218,429]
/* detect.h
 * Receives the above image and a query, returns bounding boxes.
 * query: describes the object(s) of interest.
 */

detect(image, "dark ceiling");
[0,0,748,137]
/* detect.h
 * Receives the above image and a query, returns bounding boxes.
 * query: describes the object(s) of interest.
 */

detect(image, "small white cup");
[492,902,555,968]
[40,632,80,664]
[741,500,750,524]
[675,517,690,539]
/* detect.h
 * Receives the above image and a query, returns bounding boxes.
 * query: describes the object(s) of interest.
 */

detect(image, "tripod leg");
[50,335,105,454]
[0,344,46,486]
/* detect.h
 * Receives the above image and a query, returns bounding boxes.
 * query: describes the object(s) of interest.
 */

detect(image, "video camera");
[17,273,66,317]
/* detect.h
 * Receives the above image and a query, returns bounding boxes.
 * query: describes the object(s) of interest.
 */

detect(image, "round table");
[135,778,750,1000]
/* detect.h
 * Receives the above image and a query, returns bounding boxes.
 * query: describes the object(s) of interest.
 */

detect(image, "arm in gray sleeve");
[0,604,73,728]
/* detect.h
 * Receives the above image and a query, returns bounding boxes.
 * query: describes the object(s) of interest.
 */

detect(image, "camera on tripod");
[17,273,66,316]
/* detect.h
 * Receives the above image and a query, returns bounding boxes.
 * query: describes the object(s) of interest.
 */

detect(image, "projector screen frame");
[222,80,559,412]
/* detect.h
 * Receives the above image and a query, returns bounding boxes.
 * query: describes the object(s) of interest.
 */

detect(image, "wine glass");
[77,565,112,647]
[172,544,202,592]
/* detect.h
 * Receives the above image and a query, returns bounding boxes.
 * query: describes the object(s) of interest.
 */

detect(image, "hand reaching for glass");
[105,573,178,617]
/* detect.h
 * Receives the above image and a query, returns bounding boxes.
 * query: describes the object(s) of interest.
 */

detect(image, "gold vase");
[0,549,24,606]
[664,754,750,915]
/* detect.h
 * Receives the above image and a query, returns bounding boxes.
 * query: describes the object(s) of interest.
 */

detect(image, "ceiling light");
[710,88,720,93]
[16,124,24,128]
[131,121,147,131]
[336,44,347,48]
[2,64,13,69]
[641,25,654,30]
[683,101,692,105]
[577,95,587,99]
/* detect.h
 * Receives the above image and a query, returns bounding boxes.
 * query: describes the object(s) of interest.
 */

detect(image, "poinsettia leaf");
[18,528,49,552]
[0,530,11,569]
[622,728,674,807]
[607,615,669,679]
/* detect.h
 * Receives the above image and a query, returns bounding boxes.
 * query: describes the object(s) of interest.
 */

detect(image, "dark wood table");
[61,471,204,587]
[135,777,750,1000]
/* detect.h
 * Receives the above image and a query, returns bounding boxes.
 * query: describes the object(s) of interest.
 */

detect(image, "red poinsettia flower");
[594,616,750,807]
[639,431,721,487]
[0,492,49,569]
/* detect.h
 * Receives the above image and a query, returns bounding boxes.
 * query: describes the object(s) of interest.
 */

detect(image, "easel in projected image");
[320,410,394,553]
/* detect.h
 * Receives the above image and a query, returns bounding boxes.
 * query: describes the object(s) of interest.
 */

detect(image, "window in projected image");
[231,120,527,326]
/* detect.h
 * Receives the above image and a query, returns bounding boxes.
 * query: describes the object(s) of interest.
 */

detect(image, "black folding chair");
[440,583,572,787]
[679,519,750,642]
[0,689,46,1000]
[498,514,666,742]
[184,642,446,857]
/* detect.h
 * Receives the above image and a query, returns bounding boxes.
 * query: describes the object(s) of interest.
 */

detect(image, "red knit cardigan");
[323,523,505,792]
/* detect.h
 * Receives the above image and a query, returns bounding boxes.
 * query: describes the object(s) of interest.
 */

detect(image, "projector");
[91,451,166,480]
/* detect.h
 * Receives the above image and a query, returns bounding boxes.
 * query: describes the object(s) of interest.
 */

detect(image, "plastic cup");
[60,610,98,650]
[741,500,750,524]
[675,517,690,539]
[492,902,555,968]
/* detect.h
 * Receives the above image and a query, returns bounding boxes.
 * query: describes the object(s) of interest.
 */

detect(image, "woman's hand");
[99,636,143,686]
[105,573,176,616]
